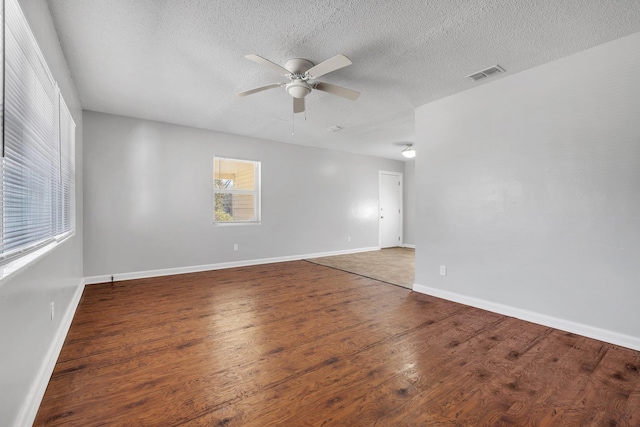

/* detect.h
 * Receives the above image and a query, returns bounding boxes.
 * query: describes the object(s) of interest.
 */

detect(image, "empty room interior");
[1,0,640,426]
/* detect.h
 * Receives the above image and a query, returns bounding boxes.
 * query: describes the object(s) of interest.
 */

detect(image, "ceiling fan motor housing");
[284,58,314,74]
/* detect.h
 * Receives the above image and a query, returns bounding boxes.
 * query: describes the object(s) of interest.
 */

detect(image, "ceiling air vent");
[467,65,505,81]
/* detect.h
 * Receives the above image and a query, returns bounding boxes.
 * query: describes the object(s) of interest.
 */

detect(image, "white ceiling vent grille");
[467,65,505,81]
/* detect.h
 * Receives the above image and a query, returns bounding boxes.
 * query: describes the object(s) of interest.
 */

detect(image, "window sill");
[0,233,74,284]
[213,221,262,227]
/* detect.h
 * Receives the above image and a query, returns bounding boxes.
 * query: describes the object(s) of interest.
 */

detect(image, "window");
[0,0,76,268]
[214,157,260,224]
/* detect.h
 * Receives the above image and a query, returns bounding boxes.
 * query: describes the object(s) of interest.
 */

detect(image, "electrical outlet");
[347,236,351,242]
[440,265,447,276]
[50,302,55,321]
[233,243,239,251]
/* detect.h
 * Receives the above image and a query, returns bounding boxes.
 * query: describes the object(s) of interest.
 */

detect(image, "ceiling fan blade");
[314,82,360,101]
[306,54,352,79]
[245,54,290,76]
[236,83,282,97]
[293,97,305,113]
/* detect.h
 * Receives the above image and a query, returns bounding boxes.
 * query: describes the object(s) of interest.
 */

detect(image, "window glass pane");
[214,158,255,191]
[229,194,256,221]
[215,194,255,222]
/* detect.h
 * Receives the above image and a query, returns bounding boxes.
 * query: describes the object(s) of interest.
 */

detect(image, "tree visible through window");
[213,157,260,223]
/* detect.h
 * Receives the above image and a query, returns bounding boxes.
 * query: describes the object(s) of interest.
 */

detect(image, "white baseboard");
[16,281,85,427]
[84,246,381,285]
[401,243,415,249]
[413,283,640,352]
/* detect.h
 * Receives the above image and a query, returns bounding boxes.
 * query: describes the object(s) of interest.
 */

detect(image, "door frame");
[378,170,403,248]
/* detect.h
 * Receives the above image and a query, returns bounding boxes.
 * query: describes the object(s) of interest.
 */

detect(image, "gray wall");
[414,31,640,344]
[403,159,415,246]
[0,1,84,426]
[83,111,404,277]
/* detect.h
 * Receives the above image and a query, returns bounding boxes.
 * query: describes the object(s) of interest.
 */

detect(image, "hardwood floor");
[307,247,415,289]
[35,261,640,426]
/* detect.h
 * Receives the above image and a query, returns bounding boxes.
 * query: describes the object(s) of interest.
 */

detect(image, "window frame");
[213,156,261,225]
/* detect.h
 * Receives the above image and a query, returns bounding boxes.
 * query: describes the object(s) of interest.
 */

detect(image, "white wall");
[0,1,84,426]
[403,160,415,246]
[414,31,640,349]
[83,111,404,278]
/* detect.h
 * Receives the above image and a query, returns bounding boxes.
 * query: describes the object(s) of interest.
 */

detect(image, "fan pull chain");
[292,112,295,135]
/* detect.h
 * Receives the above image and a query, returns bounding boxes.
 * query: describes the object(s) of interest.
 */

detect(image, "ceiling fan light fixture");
[401,144,416,158]
[286,81,311,98]
[239,54,360,114]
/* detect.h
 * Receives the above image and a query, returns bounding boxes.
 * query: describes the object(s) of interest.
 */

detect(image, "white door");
[379,171,402,248]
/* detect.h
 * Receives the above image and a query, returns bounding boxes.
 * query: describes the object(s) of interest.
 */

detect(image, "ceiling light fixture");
[401,144,416,159]
[285,81,312,98]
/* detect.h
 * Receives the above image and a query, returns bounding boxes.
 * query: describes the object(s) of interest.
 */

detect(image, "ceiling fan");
[237,54,360,113]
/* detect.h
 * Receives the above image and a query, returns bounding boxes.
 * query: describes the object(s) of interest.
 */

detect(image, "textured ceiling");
[46,0,640,160]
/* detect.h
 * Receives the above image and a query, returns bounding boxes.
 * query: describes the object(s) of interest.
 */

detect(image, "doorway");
[379,171,403,248]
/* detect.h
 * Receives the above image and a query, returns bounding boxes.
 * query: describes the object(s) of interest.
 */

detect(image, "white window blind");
[57,96,75,237]
[0,0,76,264]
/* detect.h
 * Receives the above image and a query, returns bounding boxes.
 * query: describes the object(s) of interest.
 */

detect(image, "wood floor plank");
[315,316,520,426]
[185,299,476,426]
[368,317,554,425]
[53,278,401,374]
[34,261,640,426]
[574,345,640,426]
[41,299,409,420]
